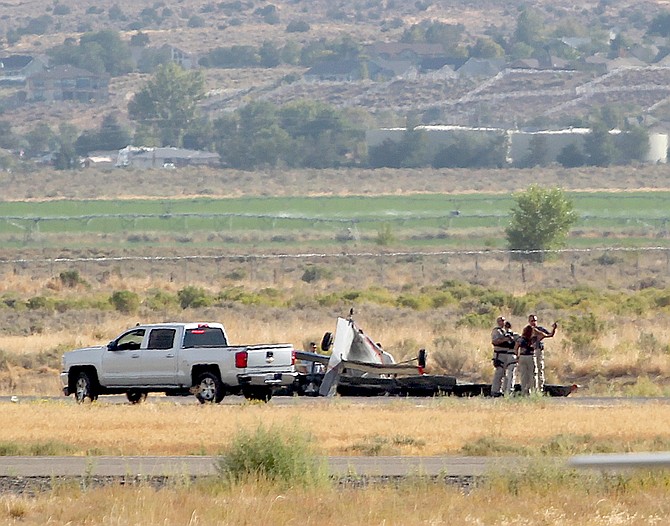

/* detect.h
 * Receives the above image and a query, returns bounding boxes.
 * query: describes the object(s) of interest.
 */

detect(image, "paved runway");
[0,455,526,478]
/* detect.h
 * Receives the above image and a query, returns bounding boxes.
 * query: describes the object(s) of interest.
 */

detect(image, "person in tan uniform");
[490,316,517,397]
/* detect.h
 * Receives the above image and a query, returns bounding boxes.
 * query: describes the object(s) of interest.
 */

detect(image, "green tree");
[128,63,205,147]
[648,12,670,37]
[506,185,577,262]
[49,30,132,76]
[584,122,615,167]
[514,8,545,47]
[130,32,150,47]
[53,123,79,170]
[259,41,281,67]
[97,114,131,150]
[280,40,301,65]
[520,134,549,168]
[75,114,131,154]
[617,126,649,163]
[0,120,19,149]
[469,37,505,58]
[556,143,586,168]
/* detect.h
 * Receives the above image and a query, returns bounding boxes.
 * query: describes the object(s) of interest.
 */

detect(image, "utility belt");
[519,350,535,356]
[494,350,515,355]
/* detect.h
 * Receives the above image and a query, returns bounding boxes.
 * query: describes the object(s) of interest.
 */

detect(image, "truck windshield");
[183,327,228,348]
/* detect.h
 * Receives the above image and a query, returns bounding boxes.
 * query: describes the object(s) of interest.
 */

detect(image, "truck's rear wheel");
[195,372,224,404]
[126,390,147,404]
[243,387,273,402]
[74,371,98,403]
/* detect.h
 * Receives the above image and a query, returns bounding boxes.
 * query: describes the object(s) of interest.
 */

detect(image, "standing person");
[528,314,557,393]
[515,323,536,396]
[502,320,519,394]
[490,316,517,397]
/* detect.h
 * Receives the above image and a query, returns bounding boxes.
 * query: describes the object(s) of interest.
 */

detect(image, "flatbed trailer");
[286,316,577,398]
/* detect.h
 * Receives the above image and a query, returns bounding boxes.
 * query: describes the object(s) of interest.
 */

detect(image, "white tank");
[645,133,668,163]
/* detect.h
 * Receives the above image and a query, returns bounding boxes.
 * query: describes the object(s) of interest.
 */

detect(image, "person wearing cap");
[490,315,517,397]
[528,314,557,393]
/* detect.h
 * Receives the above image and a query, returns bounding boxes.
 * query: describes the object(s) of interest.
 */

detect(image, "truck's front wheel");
[74,371,98,403]
[195,372,224,404]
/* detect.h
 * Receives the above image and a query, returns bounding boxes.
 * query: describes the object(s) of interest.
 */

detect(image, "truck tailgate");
[243,344,295,371]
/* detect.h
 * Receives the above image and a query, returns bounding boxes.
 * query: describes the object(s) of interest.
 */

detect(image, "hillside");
[2,0,670,136]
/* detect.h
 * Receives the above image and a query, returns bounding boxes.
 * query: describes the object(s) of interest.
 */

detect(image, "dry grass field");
[1,399,669,457]
[1,474,668,525]
[0,399,669,524]
[1,164,670,201]
[0,247,669,396]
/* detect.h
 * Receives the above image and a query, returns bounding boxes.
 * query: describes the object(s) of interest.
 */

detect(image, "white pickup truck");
[60,322,297,404]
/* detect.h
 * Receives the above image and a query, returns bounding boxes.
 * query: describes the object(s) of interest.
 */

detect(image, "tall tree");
[128,63,205,147]
[514,8,545,47]
[506,185,577,262]
[584,122,615,167]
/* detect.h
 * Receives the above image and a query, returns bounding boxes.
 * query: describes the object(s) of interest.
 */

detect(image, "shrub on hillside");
[26,296,56,312]
[145,290,179,311]
[301,265,332,283]
[177,285,211,309]
[59,270,85,288]
[561,312,606,357]
[110,290,140,314]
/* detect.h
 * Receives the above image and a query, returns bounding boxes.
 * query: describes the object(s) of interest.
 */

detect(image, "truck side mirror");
[107,340,117,351]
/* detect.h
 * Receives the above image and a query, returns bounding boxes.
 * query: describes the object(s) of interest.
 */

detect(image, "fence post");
[379,255,385,286]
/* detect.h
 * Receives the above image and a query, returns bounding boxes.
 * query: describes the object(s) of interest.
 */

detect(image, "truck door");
[103,328,146,386]
[143,328,178,385]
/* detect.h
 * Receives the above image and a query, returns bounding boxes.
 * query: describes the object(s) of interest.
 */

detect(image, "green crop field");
[1,191,668,250]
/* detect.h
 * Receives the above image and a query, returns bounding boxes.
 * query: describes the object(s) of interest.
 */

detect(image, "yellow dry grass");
[1,399,669,457]
[0,478,669,526]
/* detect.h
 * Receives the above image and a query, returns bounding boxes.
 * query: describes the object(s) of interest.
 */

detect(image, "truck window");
[147,329,176,350]
[114,329,145,351]
[183,327,227,348]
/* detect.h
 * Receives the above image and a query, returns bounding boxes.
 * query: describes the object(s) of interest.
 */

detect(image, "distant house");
[606,56,647,71]
[457,58,505,77]
[82,151,118,168]
[365,42,452,73]
[304,60,367,82]
[0,54,47,83]
[116,146,220,169]
[560,37,592,50]
[508,55,570,70]
[26,65,109,103]
[159,44,198,70]
[365,43,445,62]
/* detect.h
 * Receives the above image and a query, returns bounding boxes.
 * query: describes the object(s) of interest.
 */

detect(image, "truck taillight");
[291,350,296,366]
[235,350,248,368]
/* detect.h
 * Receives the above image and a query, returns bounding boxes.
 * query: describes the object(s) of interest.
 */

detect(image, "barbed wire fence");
[2,246,669,292]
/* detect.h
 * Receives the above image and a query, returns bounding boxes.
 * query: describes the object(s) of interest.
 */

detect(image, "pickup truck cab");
[60,322,297,404]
